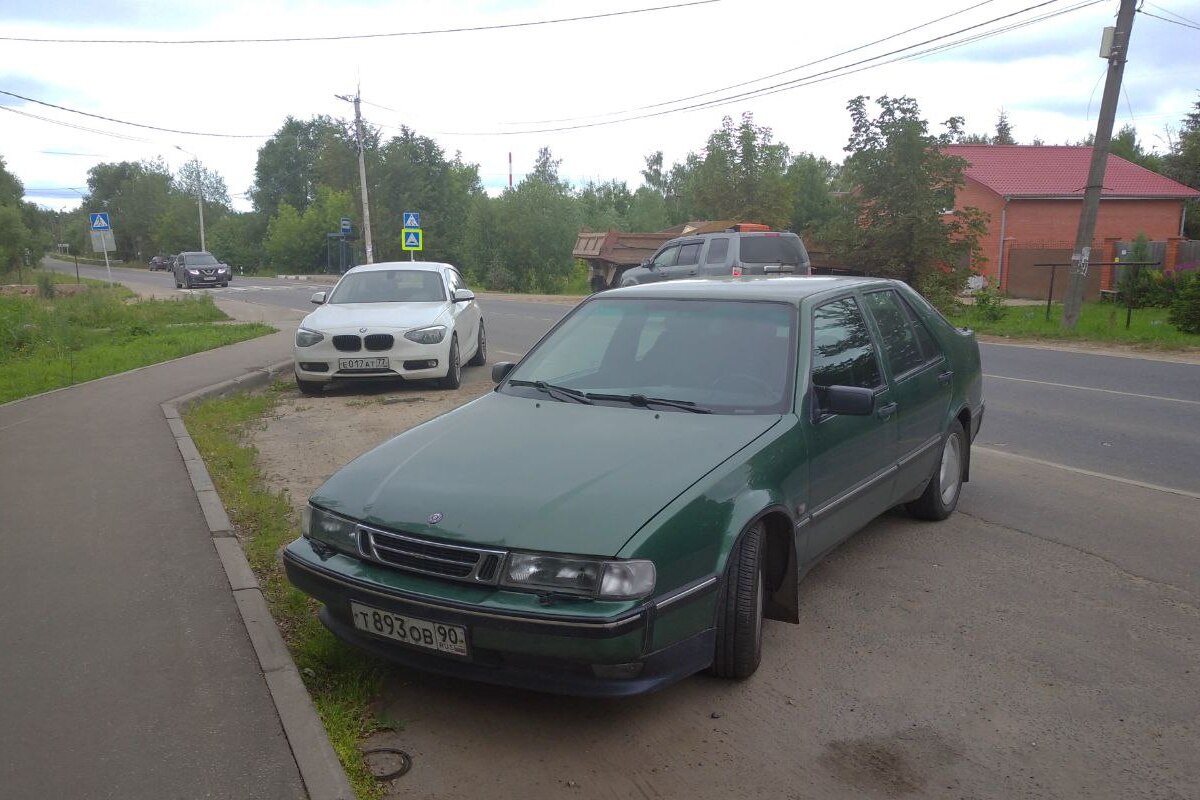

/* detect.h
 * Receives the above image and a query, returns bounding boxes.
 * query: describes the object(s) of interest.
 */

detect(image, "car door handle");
[937,370,954,385]
[876,402,898,420]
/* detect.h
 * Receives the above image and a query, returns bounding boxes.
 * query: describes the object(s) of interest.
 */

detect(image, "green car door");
[803,295,898,560]
[862,288,954,502]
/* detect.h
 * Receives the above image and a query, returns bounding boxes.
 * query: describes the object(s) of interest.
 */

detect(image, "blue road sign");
[340,217,351,235]
[401,228,423,252]
[89,212,111,231]
[403,211,420,228]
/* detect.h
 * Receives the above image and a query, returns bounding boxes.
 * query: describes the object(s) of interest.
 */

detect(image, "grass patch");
[949,300,1200,350]
[0,288,272,403]
[184,384,386,800]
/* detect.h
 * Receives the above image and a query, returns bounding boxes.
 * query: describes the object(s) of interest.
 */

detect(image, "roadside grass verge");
[949,301,1200,350]
[0,289,272,403]
[184,384,386,800]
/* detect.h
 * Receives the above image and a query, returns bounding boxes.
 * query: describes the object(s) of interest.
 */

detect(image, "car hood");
[311,392,781,557]
[302,302,447,332]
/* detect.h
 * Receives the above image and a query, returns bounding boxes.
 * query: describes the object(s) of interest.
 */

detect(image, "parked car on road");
[619,223,811,287]
[293,261,485,395]
[172,251,231,288]
[148,255,172,271]
[284,276,984,696]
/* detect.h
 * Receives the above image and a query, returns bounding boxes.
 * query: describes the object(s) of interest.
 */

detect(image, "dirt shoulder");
[977,334,1200,364]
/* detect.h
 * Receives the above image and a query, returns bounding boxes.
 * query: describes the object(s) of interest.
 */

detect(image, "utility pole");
[336,88,375,263]
[1061,0,1136,329]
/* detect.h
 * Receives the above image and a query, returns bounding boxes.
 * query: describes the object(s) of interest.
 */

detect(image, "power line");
[1145,2,1200,26]
[0,89,268,138]
[1137,8,1200,28]
[506,0,1002,125]
[0,104,155,143]
[0,0,721,44]
[405,0,1101,137]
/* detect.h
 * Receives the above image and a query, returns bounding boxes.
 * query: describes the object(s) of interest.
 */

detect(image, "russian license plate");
[339,357,389,370]
[350,601,468,656]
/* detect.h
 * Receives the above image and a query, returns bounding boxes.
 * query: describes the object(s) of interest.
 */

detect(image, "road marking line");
[974,446,1200,500]
[493,349,524,358]
[984,374,1200,406]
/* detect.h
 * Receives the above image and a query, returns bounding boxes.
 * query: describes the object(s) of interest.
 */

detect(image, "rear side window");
[677,242,702,266]
[899,295,944,362]
[864,290,925,376]
[739,236,803,265]
[811,297,883,399]
[705,238,730,264]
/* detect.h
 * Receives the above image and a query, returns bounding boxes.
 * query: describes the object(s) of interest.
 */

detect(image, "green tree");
[1,155,33,271]
[994,110,1016,145]
[207,212,267,273]
[822,95,989,294]
[690,113,792,228]
[786,153,837,234]
[85,160,175,259]
[1163,96,1200,237]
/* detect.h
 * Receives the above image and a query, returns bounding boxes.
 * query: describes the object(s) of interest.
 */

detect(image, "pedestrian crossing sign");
[401,228,423,251]
[89,212,111,231]
[403,211,420,228]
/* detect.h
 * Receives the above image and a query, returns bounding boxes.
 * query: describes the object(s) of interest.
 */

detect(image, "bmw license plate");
[350,601,468,656]
[338,357,389,369]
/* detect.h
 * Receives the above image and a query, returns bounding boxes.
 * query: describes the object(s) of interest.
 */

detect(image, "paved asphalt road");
[49,259,1200,494]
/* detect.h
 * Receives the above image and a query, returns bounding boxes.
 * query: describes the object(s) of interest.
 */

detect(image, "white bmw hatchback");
[293,261,485,395]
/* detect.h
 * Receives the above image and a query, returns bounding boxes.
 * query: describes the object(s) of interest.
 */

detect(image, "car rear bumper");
[283,541,717,697]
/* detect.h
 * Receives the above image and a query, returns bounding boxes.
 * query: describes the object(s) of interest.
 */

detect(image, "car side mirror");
[453,288,476,303]
[824,385,875,416]
[311,291,326,305]
[491,362,515,383]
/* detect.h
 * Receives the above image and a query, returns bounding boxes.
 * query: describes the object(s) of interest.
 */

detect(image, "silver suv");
[620,226,811,287]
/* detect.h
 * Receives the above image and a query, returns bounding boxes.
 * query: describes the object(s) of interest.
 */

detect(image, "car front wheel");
[907,419,966,521]
[438,335,461,389]
[711,521,765,679]
[296,374,323,396]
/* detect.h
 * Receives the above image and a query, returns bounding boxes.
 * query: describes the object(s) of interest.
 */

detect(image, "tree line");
[6,94,1199,295]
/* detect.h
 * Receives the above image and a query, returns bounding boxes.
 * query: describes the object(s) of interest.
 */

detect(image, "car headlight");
[404,325,446,345]
[295,328,324,347]
[187,269,199,275]
[501,553,655,600]
[301,504,358,555]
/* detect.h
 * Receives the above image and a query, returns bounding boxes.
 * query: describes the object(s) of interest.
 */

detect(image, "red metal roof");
[946,145,1200,199]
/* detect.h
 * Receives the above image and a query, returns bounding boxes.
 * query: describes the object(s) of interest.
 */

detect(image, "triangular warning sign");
[405,232,419,246]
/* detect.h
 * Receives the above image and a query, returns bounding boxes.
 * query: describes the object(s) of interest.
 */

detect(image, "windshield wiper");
[508,379,594,404]
[585,392,711,414]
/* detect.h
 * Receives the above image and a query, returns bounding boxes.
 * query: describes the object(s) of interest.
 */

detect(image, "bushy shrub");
[1167,271,1200,334]
[972,285,1008,322]
[36,272,56,299]
[915,271,963,316]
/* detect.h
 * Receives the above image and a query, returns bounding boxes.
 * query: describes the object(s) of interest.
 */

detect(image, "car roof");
[343,261,449,275]
[602,276,891,304]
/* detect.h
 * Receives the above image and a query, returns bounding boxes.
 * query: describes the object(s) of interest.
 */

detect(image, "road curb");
[162,357,354,800]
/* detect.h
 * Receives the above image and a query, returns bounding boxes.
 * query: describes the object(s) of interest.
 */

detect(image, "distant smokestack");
[508,152,513,189]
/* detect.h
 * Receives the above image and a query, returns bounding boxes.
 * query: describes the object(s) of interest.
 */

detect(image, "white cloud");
[3,0,1195,213]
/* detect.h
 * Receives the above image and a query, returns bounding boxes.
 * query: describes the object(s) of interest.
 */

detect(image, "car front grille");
[364,334,394,351]
[332,335,362,352]
[357,524,506,585]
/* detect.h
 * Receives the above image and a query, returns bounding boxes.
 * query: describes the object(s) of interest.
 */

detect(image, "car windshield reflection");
[329,270,447,304]
[504,297,797,415]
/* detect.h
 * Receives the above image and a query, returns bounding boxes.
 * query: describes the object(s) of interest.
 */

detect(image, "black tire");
[907,419,966,521]
[711,521,765,679]
[296,375,323,396]
[467,321,487,367]
[174,276,181,288]
[438,336,462,389]
[221,282,229,287]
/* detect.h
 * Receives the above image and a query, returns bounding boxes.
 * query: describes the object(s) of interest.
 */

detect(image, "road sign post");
[89,212,115,285]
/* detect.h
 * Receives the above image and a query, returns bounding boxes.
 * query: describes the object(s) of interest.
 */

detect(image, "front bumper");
[294,332,448,383]
[283,539,718,697]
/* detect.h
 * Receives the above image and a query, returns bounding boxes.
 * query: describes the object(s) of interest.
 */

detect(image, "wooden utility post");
[1061,0,1137,329]
[336,88,375,264]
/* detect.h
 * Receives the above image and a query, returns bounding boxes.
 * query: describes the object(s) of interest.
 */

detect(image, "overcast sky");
[2,0,1198,214]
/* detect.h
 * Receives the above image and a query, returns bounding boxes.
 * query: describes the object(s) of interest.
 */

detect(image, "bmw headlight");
[501,553,655,600]
[404,325,447,345]
[301,504,358,555]
[295,328,324,347]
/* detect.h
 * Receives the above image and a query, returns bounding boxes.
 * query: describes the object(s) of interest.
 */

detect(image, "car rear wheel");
[710,521,765,679]
[296,374,324,396]
[467,321,487,367]
[907,419,966,521]
[439,335,461,390]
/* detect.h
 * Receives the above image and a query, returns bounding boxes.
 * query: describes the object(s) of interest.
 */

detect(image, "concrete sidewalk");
[0,298,311,797]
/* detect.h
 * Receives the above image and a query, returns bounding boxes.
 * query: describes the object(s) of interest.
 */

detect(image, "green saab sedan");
[284,277,984,696]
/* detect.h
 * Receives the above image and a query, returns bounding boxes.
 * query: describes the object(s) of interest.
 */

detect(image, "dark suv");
[620,225,811,287]
[148,255,172,271]
[172,251,232,288]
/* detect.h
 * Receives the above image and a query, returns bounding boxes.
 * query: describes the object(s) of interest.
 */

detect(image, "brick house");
[947,145,1200,299]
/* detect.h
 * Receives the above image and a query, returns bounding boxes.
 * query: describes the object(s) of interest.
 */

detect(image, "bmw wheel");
[439,335,462,390]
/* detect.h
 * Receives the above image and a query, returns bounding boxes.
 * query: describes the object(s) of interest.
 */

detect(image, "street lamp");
[175,145,206,251]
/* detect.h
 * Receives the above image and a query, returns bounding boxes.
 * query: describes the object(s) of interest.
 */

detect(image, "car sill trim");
[810,464,898,522]
[654,576,718,612]
[897,434,942,469]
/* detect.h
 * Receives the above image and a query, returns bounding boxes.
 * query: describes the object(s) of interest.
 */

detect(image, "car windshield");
[328,270,446,303]
[504,297,797,414]
[184,253,219,266]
